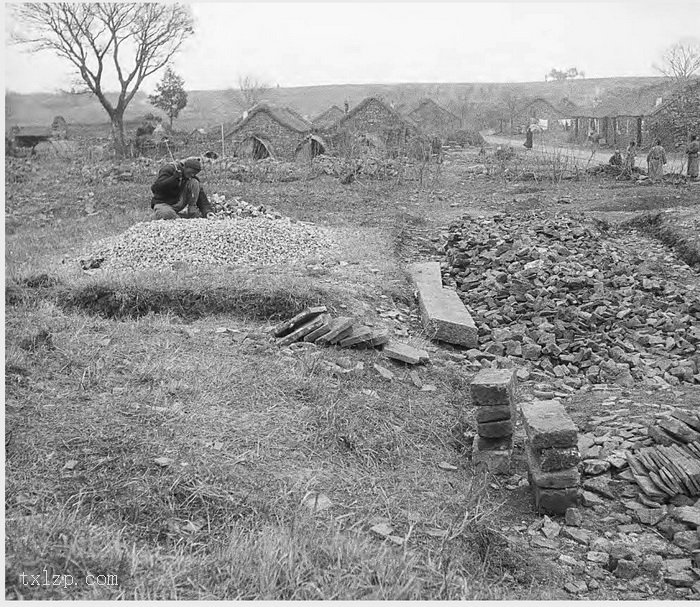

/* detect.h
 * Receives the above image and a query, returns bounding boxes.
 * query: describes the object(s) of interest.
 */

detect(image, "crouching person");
[151,156,215,220]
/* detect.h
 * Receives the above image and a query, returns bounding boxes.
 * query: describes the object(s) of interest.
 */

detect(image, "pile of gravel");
[80,217,337,271]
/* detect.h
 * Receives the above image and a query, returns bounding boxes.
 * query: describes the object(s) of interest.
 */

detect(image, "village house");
[312,105,345,131]
[226,103,314,161]
[327,96,425,157]
[509,97,574,135]
[647,80,700,150]
[407,98,462,140]
[570,83,676,147]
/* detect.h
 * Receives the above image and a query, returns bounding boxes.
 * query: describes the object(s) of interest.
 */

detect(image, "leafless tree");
[12,3,194,155]
[654,39,700,86]
[238,75,270,108]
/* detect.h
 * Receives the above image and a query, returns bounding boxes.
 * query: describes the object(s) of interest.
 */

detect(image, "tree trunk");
[169,112,174,130]
[111,112,127,157]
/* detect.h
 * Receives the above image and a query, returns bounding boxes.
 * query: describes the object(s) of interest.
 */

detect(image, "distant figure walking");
[646,139,667,182]
[687,134,699,179]
[523,125,533,149]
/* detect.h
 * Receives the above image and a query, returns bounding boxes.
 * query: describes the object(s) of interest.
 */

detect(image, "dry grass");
[6,151,607,600]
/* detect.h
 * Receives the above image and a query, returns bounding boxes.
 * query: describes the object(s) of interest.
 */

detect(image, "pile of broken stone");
[443,212,700,387]
[523,396,700,595]
[271,305,430,368]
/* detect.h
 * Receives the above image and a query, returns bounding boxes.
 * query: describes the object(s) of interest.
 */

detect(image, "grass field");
[5,146,700,599]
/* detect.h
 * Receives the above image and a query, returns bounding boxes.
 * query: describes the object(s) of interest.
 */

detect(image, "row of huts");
[498,80,700,149]
[223,96,463,162]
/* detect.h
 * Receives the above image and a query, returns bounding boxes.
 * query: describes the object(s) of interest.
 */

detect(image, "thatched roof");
[649,79,700,117]
[225,103,311,138]
[516,97,570,117]
[408,98,461,123]
[336,96,420,131]
[574,82,678,118]
[312,105,345,129]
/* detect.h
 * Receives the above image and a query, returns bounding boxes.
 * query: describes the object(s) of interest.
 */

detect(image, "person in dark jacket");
[150,156,215,220]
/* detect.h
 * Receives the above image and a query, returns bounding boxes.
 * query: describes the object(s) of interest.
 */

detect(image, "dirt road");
[482,132,689,174]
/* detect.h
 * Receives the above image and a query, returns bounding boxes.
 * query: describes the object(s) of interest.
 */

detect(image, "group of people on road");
[608,134,699,182]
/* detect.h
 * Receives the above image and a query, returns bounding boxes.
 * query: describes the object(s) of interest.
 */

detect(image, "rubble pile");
[80,217,336,271]
[507,397,700,596]
[208,193,285,221]
[443,212,700,387]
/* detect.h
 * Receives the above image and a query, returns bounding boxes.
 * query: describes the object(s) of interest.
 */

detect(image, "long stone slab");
[409,262,477,348]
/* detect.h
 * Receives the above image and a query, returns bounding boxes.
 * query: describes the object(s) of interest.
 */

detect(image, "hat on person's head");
[183,157,202,172]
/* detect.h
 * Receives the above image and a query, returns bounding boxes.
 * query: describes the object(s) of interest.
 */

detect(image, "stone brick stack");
[521,399,581,514]
[469,368,517,474]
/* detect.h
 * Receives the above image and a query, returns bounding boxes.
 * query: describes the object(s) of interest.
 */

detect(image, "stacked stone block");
[469,368,517,474]
[521,399,581,514]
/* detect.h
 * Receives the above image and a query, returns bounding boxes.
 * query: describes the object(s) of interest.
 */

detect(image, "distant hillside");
[6,76,670,133]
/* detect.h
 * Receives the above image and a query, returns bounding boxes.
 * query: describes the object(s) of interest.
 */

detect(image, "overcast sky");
[4,1,700,94]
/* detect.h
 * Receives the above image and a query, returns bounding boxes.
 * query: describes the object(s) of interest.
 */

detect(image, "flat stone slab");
[384,342,429,365]
[272,306,327,337]
[303,314,332,342]
[277,315,328,347]
[339,326,374,348]
[470,368,516,406]
[521,399,578,450]
[316,317,354,345]
[409,262,478,348]
[409,261,444,290]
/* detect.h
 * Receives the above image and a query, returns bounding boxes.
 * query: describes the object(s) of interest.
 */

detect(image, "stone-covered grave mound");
[443,212,700,387]
[79,203,336,271]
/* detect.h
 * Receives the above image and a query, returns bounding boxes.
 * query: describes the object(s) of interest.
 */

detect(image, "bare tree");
[238,75,270,108]
[13,3,193,155]
[654,39,700,85]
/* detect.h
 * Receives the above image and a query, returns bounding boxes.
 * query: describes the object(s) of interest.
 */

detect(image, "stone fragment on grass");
[383,341,429,364]
[339,326,374,348]
[374,363,395,381]
[303,314,333,342]
[316,317,354,345]
[277,315,327,347]
[272,306,327,337]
